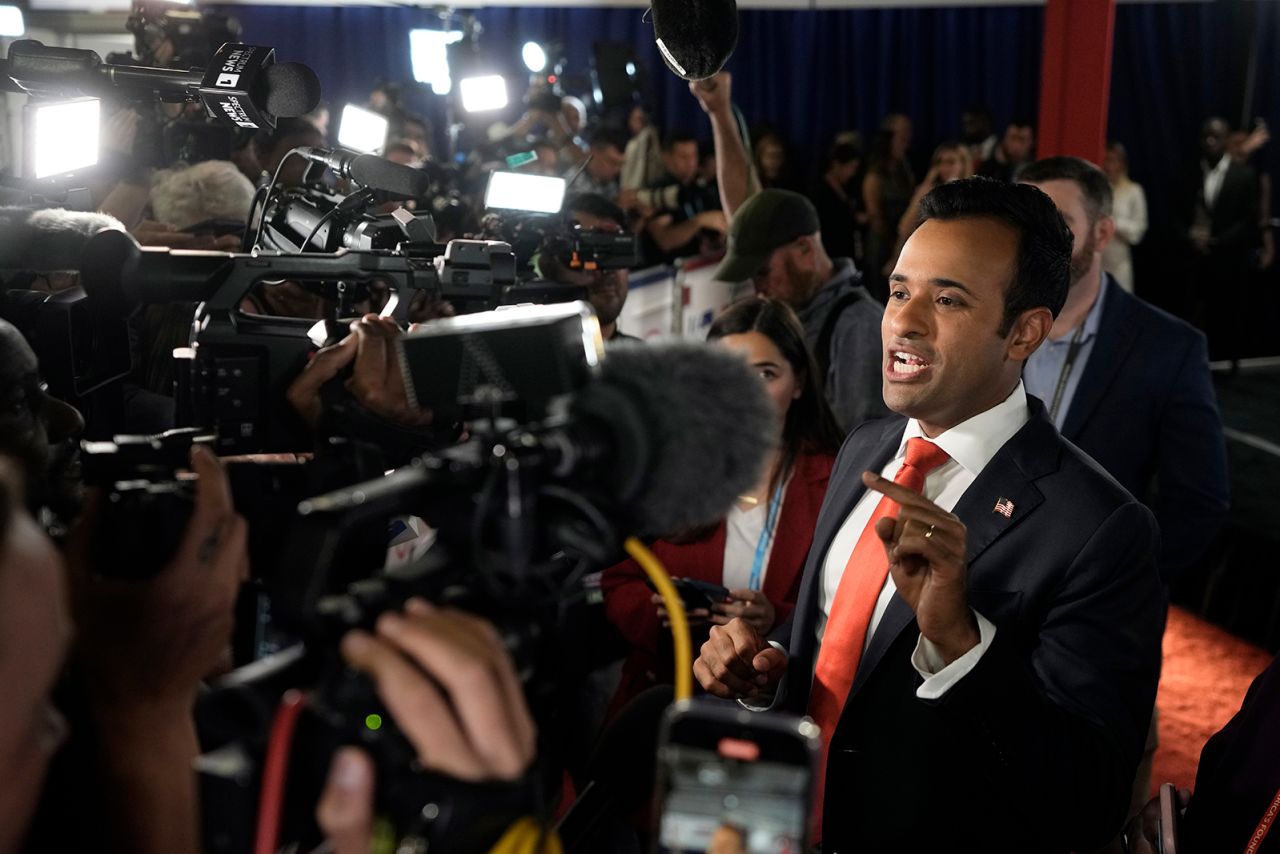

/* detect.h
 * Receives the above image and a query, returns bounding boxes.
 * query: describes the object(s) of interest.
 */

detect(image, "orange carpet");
[1151,605,1275,795]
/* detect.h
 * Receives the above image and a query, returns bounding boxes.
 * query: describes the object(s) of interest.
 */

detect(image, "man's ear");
[1007,307,1054,361]
[1095,215,1116,255]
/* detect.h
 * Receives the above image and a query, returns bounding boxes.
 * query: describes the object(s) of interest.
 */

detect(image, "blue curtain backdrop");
[217,3,1044,174]
[220,1,1279,232]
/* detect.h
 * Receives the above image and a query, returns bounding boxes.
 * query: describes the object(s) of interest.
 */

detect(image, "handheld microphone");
[4,40,321,130]
[295,147,432,198]
[649,0,739,81]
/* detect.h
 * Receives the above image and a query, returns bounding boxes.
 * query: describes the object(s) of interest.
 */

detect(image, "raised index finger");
[861,471,940,512]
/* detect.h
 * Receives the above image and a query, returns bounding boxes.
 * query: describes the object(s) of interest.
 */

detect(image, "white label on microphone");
[215,73,240,88]
[654,38,686,78]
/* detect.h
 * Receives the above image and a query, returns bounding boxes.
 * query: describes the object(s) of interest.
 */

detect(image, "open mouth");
[889,350,931,377]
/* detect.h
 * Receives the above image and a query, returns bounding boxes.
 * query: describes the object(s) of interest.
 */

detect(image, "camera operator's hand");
[286,314,432,431]
[341,599,537,782]
[317,748,377,854]
[64,445,247,854]
[67,445,247,710]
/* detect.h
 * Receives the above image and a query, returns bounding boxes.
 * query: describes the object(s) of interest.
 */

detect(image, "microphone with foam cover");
[303,338,776,541]
[649,0,739,81]
[549,340,775,537]
[262,62,322,118]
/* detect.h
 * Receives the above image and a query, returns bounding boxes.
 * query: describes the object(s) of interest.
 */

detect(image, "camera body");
[81,427,216,580]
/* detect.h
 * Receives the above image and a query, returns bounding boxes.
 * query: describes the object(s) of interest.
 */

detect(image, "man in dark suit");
[694,177,1166,852]
[1019,156,1229,585]
[1177,117,1261,362]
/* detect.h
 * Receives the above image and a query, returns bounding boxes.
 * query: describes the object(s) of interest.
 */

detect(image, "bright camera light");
[30,98,99,180]
[409,29,462,95]
[522,41,547,73]
[0,5,25,36]
[484,171,566,214]
[337,104,389,154]
[460,75,508,113]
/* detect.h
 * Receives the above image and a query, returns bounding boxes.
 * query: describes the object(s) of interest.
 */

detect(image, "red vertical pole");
[1038,0,1116,164]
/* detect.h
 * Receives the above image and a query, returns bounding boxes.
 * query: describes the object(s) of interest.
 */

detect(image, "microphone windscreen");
[649,0,738,81]
[585,341,774,537]
[263,62,322,118]
[348,154,432,198]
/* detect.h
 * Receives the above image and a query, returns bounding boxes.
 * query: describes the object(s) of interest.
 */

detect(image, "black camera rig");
[79,228,518,454]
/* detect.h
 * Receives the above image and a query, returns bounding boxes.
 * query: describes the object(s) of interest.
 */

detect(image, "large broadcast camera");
[78,227,519,454]
[185,303,777,853]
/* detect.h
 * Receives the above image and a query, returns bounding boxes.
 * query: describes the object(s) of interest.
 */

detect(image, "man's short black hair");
[566,192,628,229]
[663,131,697,152]
[918,176,1072,333]
[589,127,630,153]
[1019,155,1114,222]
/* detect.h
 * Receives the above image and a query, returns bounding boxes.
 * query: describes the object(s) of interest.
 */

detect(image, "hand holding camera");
[316,601,538,852]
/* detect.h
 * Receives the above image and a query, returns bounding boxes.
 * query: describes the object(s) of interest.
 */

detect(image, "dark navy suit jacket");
[769,401,1166,853]
[1060,277,1229,583]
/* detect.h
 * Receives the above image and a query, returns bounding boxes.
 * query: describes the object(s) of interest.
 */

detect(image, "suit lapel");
[846,409,1058,700]
[1061,278,1138,441]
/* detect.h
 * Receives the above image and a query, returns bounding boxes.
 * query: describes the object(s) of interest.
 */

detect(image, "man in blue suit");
[1020,156,1230,586]
[694,178,1165,852]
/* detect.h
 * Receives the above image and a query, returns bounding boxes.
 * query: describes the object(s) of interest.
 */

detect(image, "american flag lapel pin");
[993,497,1015,518]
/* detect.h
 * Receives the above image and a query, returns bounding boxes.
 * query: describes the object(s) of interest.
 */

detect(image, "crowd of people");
[0,18,1278,854]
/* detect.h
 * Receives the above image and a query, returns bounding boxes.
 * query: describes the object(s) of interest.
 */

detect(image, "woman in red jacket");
[601,297,845,716]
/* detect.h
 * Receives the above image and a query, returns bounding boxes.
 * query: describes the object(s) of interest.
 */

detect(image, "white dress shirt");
[815,382,1030,699]
[1204,154,1231,210]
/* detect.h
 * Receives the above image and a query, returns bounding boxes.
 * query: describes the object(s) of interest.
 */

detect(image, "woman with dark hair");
[600,297,842,715]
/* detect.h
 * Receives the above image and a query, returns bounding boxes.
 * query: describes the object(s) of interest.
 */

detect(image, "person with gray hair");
[149,160,257,231]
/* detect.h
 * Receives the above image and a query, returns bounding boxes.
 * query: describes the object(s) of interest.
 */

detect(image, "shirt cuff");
[737,641,787,712]
[911,611,997,701]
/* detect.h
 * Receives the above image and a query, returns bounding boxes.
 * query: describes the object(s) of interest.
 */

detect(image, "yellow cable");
[487,817,563,854]
[624,536,693,701]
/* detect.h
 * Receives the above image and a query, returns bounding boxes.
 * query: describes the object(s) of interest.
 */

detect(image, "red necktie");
[807,437,952,839]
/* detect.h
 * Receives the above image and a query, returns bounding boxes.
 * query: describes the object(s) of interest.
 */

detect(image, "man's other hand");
[693,617,787,700]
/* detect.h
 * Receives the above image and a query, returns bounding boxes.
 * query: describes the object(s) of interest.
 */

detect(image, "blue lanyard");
[747,478,787,591]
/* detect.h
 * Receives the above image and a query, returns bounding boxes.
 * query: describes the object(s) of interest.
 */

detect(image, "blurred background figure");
[861,113,915,293]
[810,140,863,264]
[1101,141,1149,293]
[895,140,973,248]
[754,131,799,192]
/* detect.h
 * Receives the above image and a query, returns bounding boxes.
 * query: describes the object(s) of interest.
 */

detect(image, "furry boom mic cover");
[649,0,739,81]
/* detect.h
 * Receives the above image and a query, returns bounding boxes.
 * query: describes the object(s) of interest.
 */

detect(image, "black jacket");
[770,402,1166,852]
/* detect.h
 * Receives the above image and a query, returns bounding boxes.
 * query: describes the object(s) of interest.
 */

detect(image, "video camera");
[190,305,775,853]
[78,228,518,454]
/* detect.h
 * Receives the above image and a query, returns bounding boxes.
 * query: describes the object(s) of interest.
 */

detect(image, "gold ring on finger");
[924,524,936,539]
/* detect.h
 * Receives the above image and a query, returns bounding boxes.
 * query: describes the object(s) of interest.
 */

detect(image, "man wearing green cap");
[714,188,888,431]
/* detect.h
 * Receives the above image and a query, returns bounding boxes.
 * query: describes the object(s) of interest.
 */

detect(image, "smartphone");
[653,700,819,854]
[644,577,731,612]
[1157,782,1180,854]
